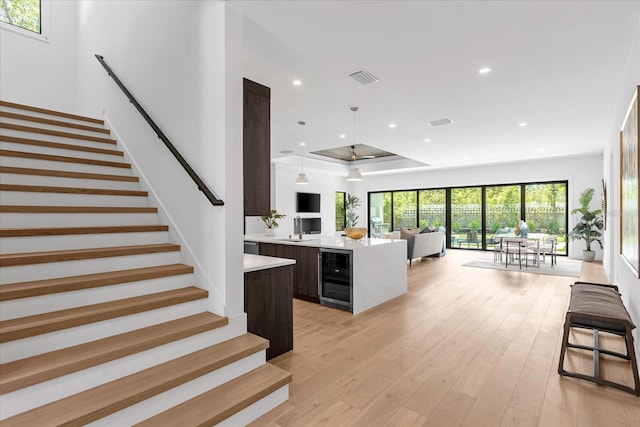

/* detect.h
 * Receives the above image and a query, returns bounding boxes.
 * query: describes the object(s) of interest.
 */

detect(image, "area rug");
[463,255,582,277]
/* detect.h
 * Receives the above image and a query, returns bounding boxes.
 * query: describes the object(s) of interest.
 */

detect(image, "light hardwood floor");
[250,250,640,426]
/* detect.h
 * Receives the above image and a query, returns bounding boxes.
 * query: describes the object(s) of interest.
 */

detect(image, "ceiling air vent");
[348,69,379,85]
[280,149,294,155]
[427,118,453,127]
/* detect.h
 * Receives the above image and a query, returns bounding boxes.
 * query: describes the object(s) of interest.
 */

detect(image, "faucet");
[295,216,302,240]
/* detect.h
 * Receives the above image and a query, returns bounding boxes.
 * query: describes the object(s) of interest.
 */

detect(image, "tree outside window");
[335,191,346,231]
[1,0,41,34]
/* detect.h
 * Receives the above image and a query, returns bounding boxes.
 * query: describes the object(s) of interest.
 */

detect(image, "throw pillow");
[400,226,420,239]
[420,225,437,234]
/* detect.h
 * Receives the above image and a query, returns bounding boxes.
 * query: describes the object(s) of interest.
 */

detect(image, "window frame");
[0,0,50,43]
[368,180,568,254]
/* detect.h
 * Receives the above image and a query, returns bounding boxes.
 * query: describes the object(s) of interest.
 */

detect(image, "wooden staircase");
[0,100,291,425]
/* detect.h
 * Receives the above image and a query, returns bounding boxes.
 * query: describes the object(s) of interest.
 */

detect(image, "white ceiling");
[233,1,640,174]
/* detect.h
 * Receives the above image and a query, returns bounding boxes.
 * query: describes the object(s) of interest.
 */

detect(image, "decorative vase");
[264,228,275,236]
[582,250,595,262]
[514,224,521,236]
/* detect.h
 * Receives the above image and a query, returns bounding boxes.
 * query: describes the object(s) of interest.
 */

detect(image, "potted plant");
[569,187,603,262]
[344,193,366,239]
[260,209,285,236]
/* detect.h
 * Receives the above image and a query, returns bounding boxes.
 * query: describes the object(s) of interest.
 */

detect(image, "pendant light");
[346,107,363,181]
[295,120,310,185]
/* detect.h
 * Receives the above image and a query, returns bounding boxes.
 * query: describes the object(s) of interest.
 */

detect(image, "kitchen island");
[244,234,407,314]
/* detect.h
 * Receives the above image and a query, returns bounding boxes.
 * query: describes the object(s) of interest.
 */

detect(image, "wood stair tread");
[0,183,146,196]
[0,135,123,156]
[0,286,208,343]
[0,242,180,267]
[0,312,227,394]
[0,263,194,301]
[0,166,139,182]
[0,205,155,213]
[136,364,292,427]
[0,122,116,144]
[0,149,131,169]
[0,333,269,426]
[0,224,169,237]
[0,111,111,134]
[0,100,104,125]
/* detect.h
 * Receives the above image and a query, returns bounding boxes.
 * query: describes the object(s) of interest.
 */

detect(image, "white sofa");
[403,231,446,266]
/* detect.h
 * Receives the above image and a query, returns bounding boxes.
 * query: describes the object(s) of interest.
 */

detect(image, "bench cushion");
[568,283,636,332]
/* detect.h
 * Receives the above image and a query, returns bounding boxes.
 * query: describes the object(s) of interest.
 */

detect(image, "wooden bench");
[558,281,639,395]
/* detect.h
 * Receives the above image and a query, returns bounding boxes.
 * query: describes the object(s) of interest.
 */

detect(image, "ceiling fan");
[349,145,375,161]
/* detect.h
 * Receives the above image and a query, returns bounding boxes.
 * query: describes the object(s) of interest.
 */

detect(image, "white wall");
[603,21,640,360]
[73,0,244,317]
[265,154,604,260]
[0,0,78,112]
[353,154,603,259]
[266,163,348,237]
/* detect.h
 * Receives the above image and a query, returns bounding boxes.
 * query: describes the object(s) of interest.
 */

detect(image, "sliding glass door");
[485,185,521,249]
[369,192,391,237]
[367,181,568,253]
[419,189,446,230]
[451,187,482,250]
[525,183,567,255]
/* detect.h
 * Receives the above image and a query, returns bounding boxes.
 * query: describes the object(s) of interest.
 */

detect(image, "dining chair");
[493,236,503,262]
[539,236,558,266]
[503,238,527,269]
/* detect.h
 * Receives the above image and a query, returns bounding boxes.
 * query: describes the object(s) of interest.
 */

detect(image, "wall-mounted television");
[296,192,321,213]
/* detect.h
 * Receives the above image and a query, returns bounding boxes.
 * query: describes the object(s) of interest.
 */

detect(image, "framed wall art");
[620,85,639,277]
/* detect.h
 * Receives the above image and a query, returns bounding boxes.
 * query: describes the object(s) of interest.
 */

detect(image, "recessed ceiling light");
[518,122,527,127]
[300,142,306,146]
[484,144,493,147]
[388,123,397,128]
[424,138,431,143]
[538,148,545,152]
[478,67,492,75]
[292,79,302,86]
[339,133,346,139]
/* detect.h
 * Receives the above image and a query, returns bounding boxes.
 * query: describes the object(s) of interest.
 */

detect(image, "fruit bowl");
[345,227,367,240]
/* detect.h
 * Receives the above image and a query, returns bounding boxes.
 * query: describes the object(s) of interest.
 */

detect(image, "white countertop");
[244,233,404,250]
[243,253,296,273]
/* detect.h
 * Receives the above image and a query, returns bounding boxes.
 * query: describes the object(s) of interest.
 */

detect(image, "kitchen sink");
[276,237,319,243]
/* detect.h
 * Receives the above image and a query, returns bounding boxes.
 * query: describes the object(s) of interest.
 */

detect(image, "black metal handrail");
[94,54,224,206]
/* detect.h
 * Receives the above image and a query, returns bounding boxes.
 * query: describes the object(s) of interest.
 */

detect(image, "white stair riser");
[0,117,110,139]
[0,191,148,207]
[5,329,257,420]
[0,106,103,127]
[0,141,123,162]
[0,212,157,228]
[0,273,194,321]
[0,172,140,191]
[0,298,209,365]
[0,156,131,176]
[87,352,266,427]
[0,231,169,254]
[217,385,289,427]
[0,128,115,150]
[0,251,181,284]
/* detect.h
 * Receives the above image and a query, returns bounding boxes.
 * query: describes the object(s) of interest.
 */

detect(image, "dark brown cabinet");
[259,242,319,303]
[243,78,271,216]
[295,246,320,302]
[244,265,293,360]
